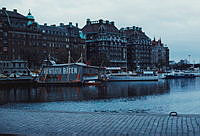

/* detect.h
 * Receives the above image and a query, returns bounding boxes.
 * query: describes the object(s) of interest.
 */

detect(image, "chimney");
[76,23,78,28]
[44,23,47,26]
[110,21,114,25]
[99,19,103,24]
[13,9,17,13]
[2,7,6,11]
[69,22,72,27]
[86,19,91,25]
[60,23,64,26]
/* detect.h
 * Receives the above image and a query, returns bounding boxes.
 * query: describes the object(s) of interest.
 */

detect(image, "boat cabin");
[37,62,99,84]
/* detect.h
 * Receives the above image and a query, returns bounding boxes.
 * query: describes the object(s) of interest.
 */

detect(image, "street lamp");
[188,55,191,64]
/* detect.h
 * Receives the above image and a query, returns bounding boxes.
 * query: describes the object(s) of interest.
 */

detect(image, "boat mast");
[76,53,83,63]
[80,53,83,63]
[68,50,71,64]
[67,50,71,81]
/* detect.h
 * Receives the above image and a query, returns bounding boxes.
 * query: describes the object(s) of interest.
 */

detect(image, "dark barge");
[35,62,100,86]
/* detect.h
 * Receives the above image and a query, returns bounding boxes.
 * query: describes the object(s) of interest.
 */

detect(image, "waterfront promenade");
[0,108,200,136]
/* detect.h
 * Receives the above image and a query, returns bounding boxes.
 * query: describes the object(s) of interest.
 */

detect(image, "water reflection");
[1,78,200,114]
[104,81,169,99]
[0,81,169,104]
[167,78,197,92]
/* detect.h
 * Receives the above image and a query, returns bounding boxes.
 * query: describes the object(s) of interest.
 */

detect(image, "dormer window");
[99,25,105,33]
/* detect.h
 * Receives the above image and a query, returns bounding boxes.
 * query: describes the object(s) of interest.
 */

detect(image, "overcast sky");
[1,0,200,63]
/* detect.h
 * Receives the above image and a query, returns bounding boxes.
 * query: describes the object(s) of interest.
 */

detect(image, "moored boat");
[36,61,100,86]
[105,71,158,82]
[0,74,35,85]
[163,71,196,79]
[82,73,102,86]
[83,80,102,86]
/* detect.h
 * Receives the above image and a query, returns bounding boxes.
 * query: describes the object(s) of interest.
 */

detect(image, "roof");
[121,28,151,44]
[62,24,80,30]
[45,62,99,69]
[39,25,68,35]
[152,39,163,46]
[122,28,148,38]
[61,25,80,37]
[0,9,27,20]
[82,21,119,34]
[40,25,66,32]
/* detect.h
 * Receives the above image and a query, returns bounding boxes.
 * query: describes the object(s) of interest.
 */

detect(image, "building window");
[3,32,8,37]
[3,47,8,52]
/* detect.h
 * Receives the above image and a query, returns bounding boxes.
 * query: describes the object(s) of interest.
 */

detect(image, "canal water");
[0,78,200,114]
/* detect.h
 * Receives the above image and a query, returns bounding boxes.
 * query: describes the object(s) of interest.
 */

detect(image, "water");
[0,78,200,114]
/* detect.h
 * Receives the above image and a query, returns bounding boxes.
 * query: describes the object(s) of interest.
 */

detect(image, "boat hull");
[37,81,83,86]
[164,73,196,79]
[84,82,101,86]
[0,78,35,85]
[106,75,159,82]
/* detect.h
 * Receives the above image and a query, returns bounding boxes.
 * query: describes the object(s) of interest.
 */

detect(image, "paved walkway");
[0,108,200,136]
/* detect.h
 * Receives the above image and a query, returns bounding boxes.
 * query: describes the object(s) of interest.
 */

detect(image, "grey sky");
[1,0,200,63]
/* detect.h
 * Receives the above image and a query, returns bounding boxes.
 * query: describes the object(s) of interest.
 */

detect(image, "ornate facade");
[0,8,41,62]
[121,26,152,71]
[0,8,85,69]
[0,7,169,71]
[82,19,127,67]
[151,38,169,70]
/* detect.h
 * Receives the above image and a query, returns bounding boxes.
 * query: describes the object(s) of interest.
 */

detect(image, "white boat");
[105,71,158,82]
[84,80,102,86]
[161,71,196,79]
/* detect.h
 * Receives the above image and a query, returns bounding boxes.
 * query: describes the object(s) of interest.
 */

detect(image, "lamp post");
[188,55,191,64]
